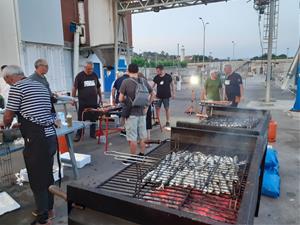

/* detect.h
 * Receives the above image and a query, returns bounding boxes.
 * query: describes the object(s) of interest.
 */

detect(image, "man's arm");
[119,92,125,103]
[201,89,206,100]
[98,88,102,105]
[111,87,116,105]
[240,84,244,100]
[171,79,175,99]
[3,110,15,127]
[119,81,126,103]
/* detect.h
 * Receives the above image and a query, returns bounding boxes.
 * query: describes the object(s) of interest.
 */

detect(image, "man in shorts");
[119,64,153,164]
[152,65,175,127]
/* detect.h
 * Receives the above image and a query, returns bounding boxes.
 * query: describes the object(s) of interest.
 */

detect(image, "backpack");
[130,78,149,107]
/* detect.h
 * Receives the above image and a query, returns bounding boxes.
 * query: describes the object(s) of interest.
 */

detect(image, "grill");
[178,106,271,137]
[67,126,265,225]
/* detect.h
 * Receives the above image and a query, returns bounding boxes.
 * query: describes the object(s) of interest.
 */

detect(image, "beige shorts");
[125,115,147,141]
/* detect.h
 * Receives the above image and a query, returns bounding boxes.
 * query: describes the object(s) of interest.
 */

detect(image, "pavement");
[0,74,299,225]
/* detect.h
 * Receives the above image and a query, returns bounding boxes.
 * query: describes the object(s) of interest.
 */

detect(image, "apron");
[18,115,57,191]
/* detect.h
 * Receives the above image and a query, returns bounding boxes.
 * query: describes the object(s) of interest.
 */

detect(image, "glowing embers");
[144,186,240,224]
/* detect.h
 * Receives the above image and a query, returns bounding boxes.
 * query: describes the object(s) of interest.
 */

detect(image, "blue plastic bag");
[262,168,280,198]
[265,147,279,170]
[262,147,280,198]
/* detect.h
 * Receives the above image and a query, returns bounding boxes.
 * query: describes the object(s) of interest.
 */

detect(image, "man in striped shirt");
[2,65,57,225]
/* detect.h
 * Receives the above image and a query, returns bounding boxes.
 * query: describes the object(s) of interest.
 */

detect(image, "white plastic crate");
[60,152,91,169]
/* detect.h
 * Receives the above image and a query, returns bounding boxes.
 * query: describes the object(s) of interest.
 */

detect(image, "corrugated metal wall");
[22,43,69,92]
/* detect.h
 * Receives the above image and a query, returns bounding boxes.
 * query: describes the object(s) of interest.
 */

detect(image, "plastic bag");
[262,167,280,198]
[262,147,280,198]
[265,147,279,170]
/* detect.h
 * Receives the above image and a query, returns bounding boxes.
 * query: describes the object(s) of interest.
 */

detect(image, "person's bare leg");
[165,108,170,123]
[155,107,161,123]
[139,139,146,154]
[147,130,150,140]
[129,141,137,155]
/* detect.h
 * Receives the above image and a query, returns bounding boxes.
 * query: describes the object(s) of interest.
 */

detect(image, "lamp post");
[199,17,209,87]
[232,41,236,61]
[286,48,289,59]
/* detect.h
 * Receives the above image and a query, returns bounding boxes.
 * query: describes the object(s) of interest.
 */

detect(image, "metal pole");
[114,1,119,75]
[232,41,235,61]
[199,18,208,88]
[265,0,275,103]
[177,43,179,75]
[202,24,205,88]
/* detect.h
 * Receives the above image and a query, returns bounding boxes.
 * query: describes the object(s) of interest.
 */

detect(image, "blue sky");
[132,0,299,59]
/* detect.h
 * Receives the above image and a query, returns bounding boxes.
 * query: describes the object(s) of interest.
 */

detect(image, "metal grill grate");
[99,141,250,224]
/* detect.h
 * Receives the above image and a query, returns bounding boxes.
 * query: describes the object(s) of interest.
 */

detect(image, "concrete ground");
[0,75,299,225]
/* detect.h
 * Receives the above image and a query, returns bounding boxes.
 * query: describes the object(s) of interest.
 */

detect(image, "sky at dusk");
[132,0,299,59]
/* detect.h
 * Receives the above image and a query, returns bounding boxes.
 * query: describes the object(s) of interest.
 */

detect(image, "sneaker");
[73,135,81,142]
[165,122,170,127]
[34,220,52,225]
[122,160,130,165]
[138,152,145,156]
[120,130,126,137]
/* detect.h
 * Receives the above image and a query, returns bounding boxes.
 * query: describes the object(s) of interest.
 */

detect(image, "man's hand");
[172,93,175,100]
[11,123,21,129]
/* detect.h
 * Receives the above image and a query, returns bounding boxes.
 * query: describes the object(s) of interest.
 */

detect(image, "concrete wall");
[61,0,77,43]
[88,0,114,46]
[0,0,20,66]
[17,0,64,45]
[0,0,20,103]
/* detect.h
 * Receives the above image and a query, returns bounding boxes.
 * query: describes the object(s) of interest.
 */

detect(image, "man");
[224,64,244,107]
[2,65,56,225]
[111,71,129,136]
[111,71,129,106]
[29,59,57,114]
[201,70,222,101]
[119,64,153,164]
[152,65,175,127]
[72,61,102,141]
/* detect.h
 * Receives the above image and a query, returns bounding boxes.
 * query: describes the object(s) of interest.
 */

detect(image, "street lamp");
[232,41,236,61]
[199,17,209,87]
[286,48,289,59]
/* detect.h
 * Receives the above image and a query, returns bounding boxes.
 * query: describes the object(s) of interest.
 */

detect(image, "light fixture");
[190,75,199,85]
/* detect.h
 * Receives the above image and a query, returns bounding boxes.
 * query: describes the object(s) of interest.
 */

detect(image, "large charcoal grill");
[179,106,270,137]
[67,127,265,225]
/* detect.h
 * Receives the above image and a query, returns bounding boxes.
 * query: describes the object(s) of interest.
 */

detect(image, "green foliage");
[180,61,188,68]
[251,53,288,60]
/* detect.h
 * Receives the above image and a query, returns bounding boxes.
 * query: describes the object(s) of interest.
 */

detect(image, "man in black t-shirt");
[224,64,244,107]
[72,61,102,141]
[153,65,175,127]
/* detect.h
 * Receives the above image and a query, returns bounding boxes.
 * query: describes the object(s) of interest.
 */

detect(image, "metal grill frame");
[67,128,265,225]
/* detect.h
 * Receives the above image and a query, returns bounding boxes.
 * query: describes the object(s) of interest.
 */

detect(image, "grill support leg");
[255,144,267,217]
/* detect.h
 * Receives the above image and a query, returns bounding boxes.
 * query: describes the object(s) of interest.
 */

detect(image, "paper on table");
[0,192,20,216]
